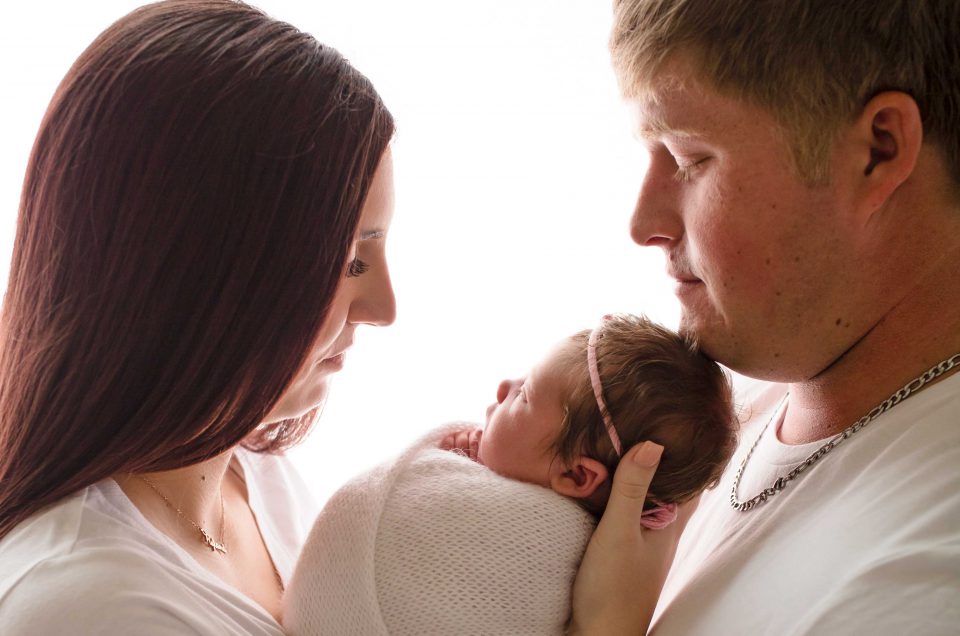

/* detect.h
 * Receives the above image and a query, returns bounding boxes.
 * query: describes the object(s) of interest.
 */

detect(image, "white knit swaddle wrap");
[283,424,596,635]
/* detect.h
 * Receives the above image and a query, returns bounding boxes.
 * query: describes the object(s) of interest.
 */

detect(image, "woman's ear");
[550,456,609,498]
[846,91,923,218]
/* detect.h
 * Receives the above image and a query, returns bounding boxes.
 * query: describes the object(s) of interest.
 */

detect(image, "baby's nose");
[496,379,513,404]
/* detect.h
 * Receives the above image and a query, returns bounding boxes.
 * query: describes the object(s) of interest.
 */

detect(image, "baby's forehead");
[535,337,586,392]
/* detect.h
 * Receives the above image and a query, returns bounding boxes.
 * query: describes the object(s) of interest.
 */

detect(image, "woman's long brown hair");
[0,0,394,539]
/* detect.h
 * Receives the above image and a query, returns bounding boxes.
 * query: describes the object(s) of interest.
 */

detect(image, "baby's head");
[478,314,737,518]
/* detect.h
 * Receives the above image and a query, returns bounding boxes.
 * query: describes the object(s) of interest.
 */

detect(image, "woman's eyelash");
[346,258,369,278]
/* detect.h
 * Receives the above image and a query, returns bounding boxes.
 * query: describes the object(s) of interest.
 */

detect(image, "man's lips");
[669,271,704,299]
[667,268,701,283]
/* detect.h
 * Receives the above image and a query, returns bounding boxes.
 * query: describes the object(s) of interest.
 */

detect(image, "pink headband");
[587,318,678,530]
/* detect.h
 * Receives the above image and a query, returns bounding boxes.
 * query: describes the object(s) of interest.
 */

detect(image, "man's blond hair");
[610,0,960,186]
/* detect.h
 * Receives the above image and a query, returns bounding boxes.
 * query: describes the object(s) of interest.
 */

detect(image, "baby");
[440,313,737,524]
[284,314,737,635]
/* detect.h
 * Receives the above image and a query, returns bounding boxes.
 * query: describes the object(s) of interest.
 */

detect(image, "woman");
[0,1,683,633]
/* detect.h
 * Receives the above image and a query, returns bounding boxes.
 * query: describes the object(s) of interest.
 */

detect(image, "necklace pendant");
[200,528,227,554]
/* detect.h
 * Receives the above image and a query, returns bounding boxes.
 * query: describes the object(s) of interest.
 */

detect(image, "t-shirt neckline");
[102,448,284,627]
[761,367,960,466]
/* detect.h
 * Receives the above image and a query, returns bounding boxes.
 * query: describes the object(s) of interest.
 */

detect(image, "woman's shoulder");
[0,541,200,634]
[0,485,199,633]
[0,477,288,635]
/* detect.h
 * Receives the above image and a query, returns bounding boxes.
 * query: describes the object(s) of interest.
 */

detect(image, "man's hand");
[568,441,699,635]
[439,427,483,461]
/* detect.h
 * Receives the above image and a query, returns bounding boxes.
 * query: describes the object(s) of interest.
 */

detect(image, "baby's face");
[478,339,576,488]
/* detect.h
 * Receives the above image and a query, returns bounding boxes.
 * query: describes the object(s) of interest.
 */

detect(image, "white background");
[0,1,684,505]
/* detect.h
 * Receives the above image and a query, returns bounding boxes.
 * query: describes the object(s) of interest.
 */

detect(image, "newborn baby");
[284,314,737,635]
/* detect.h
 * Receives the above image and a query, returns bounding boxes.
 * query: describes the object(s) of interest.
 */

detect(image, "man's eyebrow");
[633,109,704,141]
[359,229,385,240]
[635,122,701,141]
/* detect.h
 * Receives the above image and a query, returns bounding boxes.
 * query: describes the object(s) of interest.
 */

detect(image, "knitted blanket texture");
[283,424,597,635]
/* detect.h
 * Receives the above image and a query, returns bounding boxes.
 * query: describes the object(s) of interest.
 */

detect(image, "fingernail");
[633,442,663,467]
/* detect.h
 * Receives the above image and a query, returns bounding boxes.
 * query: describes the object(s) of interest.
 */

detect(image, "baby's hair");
[552,314,737,517]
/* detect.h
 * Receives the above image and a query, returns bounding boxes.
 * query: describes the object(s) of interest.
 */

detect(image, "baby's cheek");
[477,429,508,474]
[477,430,492,465]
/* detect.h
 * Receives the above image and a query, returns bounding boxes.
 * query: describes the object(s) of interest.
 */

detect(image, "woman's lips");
[318,352,346,370]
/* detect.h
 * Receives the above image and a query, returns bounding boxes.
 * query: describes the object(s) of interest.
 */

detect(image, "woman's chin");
[261,379,331,423]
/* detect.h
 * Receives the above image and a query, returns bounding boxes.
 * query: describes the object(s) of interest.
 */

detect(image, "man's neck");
[781,242,960,444]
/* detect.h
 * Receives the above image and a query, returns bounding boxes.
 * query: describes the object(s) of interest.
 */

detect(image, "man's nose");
[630,155,684,248]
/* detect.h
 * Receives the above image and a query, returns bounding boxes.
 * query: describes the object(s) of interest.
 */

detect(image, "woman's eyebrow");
[359,229,385,240]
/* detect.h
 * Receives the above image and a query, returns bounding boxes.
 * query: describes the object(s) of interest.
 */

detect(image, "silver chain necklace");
[731,352,960,512]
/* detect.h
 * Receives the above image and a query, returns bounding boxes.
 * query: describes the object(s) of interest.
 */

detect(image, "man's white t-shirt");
[652,371,960,635]
[0,448,319,635]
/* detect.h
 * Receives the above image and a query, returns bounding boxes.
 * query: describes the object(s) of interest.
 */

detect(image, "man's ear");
[550,456,609,498]
[848,91,922,216]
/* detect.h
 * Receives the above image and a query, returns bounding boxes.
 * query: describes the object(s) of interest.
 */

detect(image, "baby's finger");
[438,434,457,450]
[468,429,482,460]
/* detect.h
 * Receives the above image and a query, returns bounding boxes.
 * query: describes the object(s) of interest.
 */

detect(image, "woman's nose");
[350,264,397,327]
[630,153,684,248]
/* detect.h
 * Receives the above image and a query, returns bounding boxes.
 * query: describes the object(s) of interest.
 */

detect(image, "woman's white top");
[0,448,318,635]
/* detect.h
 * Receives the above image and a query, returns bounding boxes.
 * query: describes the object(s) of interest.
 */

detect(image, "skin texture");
[629,68,866,383]
[113,149,397,623]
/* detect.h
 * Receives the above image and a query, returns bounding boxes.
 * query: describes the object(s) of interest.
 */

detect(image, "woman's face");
[262,148,397,422]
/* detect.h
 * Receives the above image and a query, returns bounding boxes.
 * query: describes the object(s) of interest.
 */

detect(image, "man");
[572,1,959,633]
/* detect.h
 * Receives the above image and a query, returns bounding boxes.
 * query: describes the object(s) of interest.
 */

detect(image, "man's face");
[629,64,867,381]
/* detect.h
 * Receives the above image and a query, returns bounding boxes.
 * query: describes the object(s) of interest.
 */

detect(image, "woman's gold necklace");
[138,475,227,554]
[137,472,285,592]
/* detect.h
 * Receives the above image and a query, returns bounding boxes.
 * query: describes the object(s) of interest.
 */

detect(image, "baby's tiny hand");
[439,427,483,462]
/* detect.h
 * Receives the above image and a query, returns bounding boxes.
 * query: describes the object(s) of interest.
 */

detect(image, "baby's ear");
[550,456,609,498]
